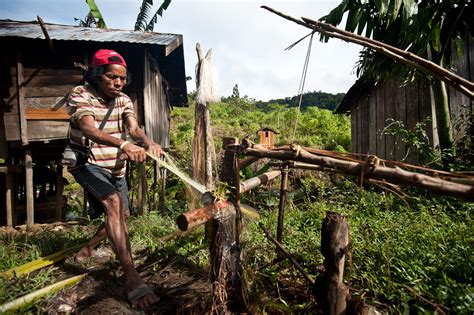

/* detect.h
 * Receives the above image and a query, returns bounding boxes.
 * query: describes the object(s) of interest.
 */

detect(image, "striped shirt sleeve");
[68,86,95,125]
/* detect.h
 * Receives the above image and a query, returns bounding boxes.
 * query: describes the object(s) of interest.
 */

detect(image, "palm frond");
[145,0,172,32]
[135,0,154,31]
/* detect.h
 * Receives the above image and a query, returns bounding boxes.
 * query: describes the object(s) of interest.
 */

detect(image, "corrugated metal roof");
[0,19,181,47]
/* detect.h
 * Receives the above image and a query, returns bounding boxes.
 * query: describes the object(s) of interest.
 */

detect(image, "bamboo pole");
[261,6,474,99]
[239,170,281,193]
[242,142,474,201]
[176,199,232,231]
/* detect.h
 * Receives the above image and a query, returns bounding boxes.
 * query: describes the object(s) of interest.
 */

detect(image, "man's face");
[97,64,127,100]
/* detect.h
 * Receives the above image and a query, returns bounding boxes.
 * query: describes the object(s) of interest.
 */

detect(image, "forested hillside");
[255,90,345,111]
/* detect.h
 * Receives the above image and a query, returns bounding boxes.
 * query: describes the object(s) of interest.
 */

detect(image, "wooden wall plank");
[5,113,69,140]
[4,113,20,141]
[27,120,69,140]
[356,103,362,155]
[394,80,407,161]
[351,107,357,154]
[368,89,377,155]
[10,74,83,87]
[9,86,73,98]
[360,95,369,155]
[11,67,82,76]
[375,83,385,158]
[405,81,420,164]
[25,108,69,120]
[384,81,395,160]
[24,96,68,109]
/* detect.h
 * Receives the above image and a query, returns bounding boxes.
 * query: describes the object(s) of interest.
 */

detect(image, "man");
[67,49,160,310]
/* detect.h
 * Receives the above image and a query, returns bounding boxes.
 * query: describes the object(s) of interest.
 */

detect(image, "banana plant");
[76,0,107,28]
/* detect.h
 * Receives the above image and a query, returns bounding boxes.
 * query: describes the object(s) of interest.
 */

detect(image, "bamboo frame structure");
[241,140,474,201]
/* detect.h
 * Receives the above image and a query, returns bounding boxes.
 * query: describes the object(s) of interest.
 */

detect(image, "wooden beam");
[25,108,69,120]
[25,148,34,229]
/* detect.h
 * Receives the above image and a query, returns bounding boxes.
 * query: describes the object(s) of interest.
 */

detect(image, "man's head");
[86,49,129,100]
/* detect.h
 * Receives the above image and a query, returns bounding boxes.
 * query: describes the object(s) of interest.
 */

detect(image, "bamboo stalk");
[0,274,85,312]
[261,6,474,99]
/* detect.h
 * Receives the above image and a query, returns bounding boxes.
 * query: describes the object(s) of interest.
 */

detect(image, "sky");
[0,0,361,101]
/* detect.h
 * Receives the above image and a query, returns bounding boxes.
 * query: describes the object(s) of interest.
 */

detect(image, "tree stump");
[314,211,350,314]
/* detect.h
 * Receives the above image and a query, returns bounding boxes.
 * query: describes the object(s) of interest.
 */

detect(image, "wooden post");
[276,166,289,244]
[16,52,28,145]
[55,164,63,222]
[6,170,14,227]
[25,148,34,229]
[207,137,247,313]
[316,212,350,314]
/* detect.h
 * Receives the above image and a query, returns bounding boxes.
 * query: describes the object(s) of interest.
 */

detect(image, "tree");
[75,0,107,28]
[135,0,172,31]
[232,84,240,98]
[321,0,473,168]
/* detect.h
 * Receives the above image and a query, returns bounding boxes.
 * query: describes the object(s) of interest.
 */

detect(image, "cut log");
[176,199,231,231]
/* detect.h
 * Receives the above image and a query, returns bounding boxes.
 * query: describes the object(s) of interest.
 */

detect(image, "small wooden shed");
[257,127,279,149]
[0,19,188,227]
[336,39,472,164]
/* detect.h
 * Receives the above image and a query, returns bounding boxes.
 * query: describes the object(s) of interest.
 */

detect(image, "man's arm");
[79,115,147,162]
[125,115,163,157]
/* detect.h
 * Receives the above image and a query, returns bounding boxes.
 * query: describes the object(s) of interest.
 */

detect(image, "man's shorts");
[71,164,130,217]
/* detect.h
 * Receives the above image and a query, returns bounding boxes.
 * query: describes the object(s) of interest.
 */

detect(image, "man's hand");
[144,142,163,158]
[122,143,146,162]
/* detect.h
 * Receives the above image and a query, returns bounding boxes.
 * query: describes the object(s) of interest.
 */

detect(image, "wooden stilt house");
[0,19,188,227]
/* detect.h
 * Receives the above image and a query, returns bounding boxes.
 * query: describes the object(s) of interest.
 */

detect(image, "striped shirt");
[67,84,136,177]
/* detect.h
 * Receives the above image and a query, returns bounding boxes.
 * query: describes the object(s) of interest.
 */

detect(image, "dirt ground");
[3,223,318,314]
[47,253,212,314]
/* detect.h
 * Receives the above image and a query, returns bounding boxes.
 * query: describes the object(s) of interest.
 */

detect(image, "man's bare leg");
[101,192,158,309]
[75,222,106,262]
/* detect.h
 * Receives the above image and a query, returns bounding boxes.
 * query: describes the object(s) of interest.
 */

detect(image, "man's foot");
[127,283,160,310]
[75,246,96,263]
